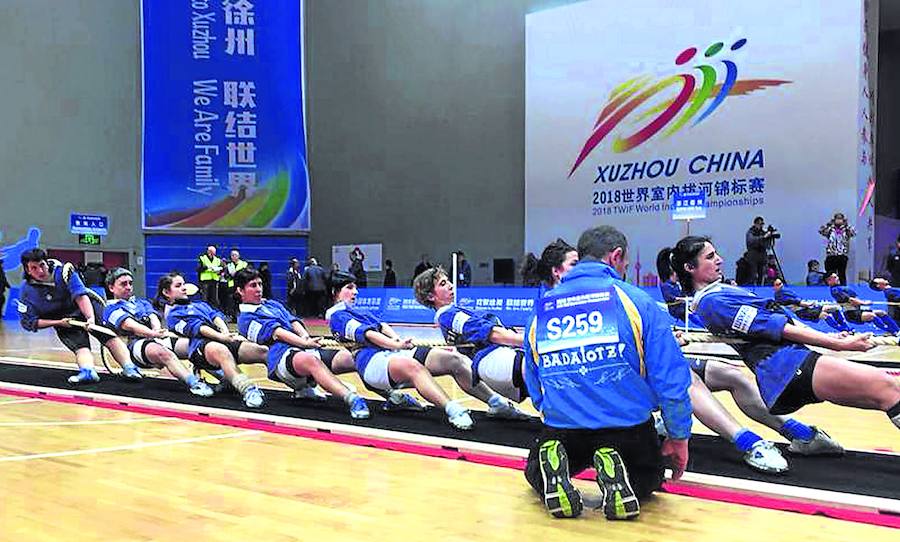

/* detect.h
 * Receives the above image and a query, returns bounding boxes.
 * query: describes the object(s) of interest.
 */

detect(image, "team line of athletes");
[11,230,900,519]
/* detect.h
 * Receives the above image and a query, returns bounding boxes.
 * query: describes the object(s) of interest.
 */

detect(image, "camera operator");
[819,212,855,285]
[745,216,779,285]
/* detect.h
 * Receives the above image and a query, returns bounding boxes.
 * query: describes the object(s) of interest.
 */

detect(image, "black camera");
[766,225,781,239]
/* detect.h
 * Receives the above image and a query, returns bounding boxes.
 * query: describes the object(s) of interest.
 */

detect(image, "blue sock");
[780,419,815,441]
[872,315,892,333]
[733,428,762,452]
[876,315,900,334]
[185,374,200,387]
[824,315,849,332]
[488,394,506,408]
[833,310,849,329]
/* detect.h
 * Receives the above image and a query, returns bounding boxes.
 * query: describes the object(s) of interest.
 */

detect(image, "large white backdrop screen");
[525,0,864,283]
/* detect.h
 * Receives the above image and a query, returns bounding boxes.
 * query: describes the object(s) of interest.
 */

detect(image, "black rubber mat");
[1,361,897,501]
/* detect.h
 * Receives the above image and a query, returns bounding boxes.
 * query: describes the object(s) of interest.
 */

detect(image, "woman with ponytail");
[672,235,900,433]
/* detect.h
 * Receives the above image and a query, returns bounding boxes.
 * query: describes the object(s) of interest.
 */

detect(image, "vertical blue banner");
[142,0,309,231]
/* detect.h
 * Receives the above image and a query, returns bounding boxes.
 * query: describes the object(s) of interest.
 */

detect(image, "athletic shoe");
[382,393,426,412]
[291,386,328,402]
[538,440,583,519]
[189,380,214,397]
[787,427,844,456]
[67,368,100,385]
[213,378,234,395]
[593,447,640,520]
[349,396,371,419]
[242,386,266,408]
[743,440,789,474]
[486,400,532,420]
[447,410,474,430]
[120,364,143,381]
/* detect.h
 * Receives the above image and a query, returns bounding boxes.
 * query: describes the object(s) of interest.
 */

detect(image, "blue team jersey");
[659,279,686,320]
[238,299,302,374]
[883,287,900,303]
[103,297,158,338]
[693,281,809,408]
[17,260,91,332]
[434,304,507,365]
[659,278,706,328]
[326,301,384,375]
[166,301,224,357]
[523,262,692,437]
[830,285,856,306]
[774,287,803,306]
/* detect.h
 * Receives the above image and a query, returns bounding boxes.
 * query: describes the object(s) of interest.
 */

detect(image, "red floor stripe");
[663,482,900,529]
[1,385,897,529]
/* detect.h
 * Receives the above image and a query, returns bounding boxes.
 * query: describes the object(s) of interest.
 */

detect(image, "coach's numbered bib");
[536,289,619,354]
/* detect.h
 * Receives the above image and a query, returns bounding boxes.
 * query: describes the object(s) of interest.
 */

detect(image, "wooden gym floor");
[0,323,898,541]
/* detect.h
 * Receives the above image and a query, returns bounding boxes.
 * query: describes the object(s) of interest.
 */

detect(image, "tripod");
[765,236,785,282]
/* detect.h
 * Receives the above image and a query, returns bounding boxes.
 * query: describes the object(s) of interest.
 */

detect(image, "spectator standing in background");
[885,234,900,286]
[303,257,328,317]
[349,248,367,288]
[819,212,855,285]
[413,254,432,285]
[223,249,249,321]
[745,217,772,286]
[328,262,341,284]
[383,259,397,287]
[456,251,472,287]
[198,245,223,308]
[258,262,272,299]
[286,258,303,315]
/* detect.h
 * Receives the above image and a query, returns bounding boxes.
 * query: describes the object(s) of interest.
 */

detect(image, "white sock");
[445,400,466,418]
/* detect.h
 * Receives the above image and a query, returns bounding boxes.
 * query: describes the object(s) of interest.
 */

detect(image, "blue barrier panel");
[350,285,894,332]
[354,288,386,316]
[379,288,435,324]
[456,287,539,327]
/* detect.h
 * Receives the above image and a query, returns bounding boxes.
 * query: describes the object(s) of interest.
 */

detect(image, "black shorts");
[511,349,529,401]
[844,309,864,324]
[189,340,242,371]
[317,347,339,370]
[770,351,823,415]
[127,337,178,369]
[524,419,663,502]
[270,347,340,383]
[55,326,111,353]
[687,357,707,379]
[794,306,822,322]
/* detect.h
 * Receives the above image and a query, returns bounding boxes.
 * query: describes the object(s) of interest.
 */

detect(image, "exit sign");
[78,233,102,246]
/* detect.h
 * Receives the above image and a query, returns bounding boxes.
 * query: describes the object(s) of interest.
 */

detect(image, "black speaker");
[493,258,515,285]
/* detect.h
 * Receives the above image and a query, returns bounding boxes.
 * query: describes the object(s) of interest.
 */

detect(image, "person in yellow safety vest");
[198,245,224,308]
[223,249,249,321]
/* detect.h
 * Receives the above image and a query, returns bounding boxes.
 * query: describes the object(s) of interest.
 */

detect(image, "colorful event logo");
[569,39,790,176]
